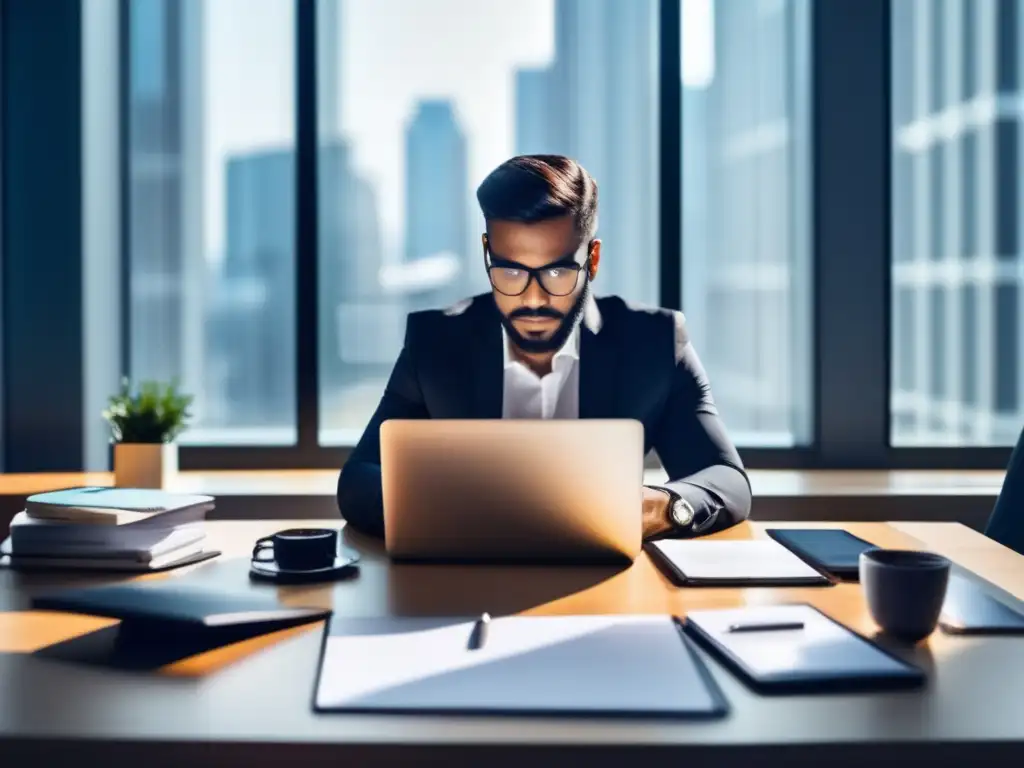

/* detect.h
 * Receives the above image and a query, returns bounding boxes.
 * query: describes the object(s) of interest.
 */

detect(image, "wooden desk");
[0,469,1008,532]
[2,520,1023,767]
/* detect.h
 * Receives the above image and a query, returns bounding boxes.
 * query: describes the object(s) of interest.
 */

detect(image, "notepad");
[314,615,728,718]
[647,540,832,586]
[685,604,924,693]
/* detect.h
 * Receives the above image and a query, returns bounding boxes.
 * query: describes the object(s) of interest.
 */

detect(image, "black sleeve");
[985,424,1024,554]
[336,331,429,538]
[650,318,752,537]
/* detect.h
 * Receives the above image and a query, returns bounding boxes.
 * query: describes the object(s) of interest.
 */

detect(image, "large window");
[316,0,659,444]
[891,0,1023,447]
[681,0,812,447]
[75,0,1009,471]
[127,0,296,445]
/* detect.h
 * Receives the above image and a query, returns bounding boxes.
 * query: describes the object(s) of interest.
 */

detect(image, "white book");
[24,487,213,526]
[8,515,205,558]
[0,537,210,570]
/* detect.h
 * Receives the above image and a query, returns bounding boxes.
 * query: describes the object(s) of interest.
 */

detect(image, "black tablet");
[766,528,878,581]
[939,573,1024,634]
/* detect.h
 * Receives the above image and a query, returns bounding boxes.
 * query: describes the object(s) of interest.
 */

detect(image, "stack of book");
[0,487,215,572]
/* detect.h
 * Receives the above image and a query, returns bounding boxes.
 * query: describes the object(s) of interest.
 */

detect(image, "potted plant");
[102,378,194,489]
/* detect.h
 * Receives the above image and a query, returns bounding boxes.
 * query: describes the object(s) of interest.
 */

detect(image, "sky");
[200,0,714,261]
[203,0,555,262]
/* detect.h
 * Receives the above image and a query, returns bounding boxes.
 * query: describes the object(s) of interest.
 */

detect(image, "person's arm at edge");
[336,331,428,538]
[647,314,752,538]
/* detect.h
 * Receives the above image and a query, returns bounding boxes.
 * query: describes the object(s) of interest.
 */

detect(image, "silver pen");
[468,612,491,650]
[728,620,805,633]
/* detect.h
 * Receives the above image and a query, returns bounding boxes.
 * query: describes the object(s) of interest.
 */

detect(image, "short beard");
[498,279,590,355]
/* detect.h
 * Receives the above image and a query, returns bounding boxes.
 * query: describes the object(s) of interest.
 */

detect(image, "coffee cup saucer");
[249,551,360,583]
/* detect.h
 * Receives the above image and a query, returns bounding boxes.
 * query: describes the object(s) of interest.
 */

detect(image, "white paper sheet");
[651,540,826,581]
[315,615,724,716]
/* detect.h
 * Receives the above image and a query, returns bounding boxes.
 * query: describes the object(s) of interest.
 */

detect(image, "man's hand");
[642,486,674,540]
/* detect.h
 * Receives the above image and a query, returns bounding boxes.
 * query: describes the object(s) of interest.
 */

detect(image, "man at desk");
[338,155,751,540]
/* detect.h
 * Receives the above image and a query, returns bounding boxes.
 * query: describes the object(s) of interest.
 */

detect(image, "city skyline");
[128,0,809,446]
[130,0,1017,452]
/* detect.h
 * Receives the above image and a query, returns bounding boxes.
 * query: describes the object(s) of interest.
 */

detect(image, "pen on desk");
[727,621,805,633]
[468,612,490,650]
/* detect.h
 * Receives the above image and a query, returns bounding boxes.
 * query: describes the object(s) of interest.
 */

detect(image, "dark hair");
[476,155,598,241]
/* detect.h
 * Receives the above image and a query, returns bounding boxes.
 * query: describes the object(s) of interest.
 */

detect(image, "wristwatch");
[648,486,712,535]
[667,492,695,530]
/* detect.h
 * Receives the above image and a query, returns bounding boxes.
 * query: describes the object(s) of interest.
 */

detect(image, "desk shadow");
[33,616,323,674]
[386,561,623,617]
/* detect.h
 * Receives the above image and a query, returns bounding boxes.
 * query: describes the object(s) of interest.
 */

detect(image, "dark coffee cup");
[252,528,339,571]
[860,549,951,643]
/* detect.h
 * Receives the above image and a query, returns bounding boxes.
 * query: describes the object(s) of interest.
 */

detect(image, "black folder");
[32,582,330,628]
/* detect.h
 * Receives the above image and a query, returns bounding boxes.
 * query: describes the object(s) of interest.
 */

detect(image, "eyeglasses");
[484,243,590,297]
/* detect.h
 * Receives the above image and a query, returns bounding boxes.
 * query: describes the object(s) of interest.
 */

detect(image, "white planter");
[113,443,178,489]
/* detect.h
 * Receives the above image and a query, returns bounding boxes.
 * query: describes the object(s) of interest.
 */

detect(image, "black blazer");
[337,293,752,538]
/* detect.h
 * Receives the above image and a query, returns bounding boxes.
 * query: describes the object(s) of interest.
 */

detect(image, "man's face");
[484,215,599,353]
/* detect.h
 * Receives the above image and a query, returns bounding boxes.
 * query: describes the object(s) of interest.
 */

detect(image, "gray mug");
[860,549,951,643]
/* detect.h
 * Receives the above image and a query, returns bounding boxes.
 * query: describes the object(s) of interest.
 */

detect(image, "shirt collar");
[502,321,581,369]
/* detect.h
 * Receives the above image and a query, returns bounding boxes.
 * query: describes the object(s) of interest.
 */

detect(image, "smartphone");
[765,528,877,580]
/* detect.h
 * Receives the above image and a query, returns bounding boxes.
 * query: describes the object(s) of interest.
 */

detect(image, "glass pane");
[681,0,813,447]
[318,0,659,444]
[127,0,296,445]
[891,0,1023,446]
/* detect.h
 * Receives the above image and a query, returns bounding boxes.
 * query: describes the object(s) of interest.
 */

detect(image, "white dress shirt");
[501,325,580,419]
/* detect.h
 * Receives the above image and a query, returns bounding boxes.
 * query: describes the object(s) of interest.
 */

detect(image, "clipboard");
[313,614,729,718]
[684,603,925,694]
[647,540,834,587]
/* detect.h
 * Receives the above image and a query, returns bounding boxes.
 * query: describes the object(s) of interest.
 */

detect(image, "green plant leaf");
[102,378,193,444]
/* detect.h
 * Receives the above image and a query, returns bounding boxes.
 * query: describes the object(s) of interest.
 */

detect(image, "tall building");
[513,0,657,305]
[127,0,205,416]
[680,0,811,445]
[514,67,554,154]
[402,99,470,310]
[318,0,343,140]
[319,141,393,385]
[891,0,1021,446]
[210,149,296,428]
[208,140,389,429]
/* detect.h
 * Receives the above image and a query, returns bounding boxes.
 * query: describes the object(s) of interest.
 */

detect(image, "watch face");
[672,500,694,527]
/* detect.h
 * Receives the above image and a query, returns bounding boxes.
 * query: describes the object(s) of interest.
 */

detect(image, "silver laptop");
[380,419,644,563]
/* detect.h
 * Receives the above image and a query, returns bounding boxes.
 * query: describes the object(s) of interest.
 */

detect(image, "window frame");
[106,0,1013,473]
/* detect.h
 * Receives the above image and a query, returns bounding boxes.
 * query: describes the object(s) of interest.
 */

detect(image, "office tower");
[318,0,343,140]
[681,0,811,444]
[209,140,389,429]
[539,0,656,305]
[127,0,205,417]
[211,149,296,428]
[891,0,1021,446]
[402,99,470,310]
[515,67,554,155]
[320,141,394,386]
